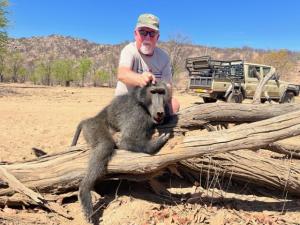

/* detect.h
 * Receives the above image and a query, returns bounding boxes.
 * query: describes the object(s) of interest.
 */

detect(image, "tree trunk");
[252,67,276,104]
[180,150,300,195]
[1,109,300,198]
[165,102,300,133]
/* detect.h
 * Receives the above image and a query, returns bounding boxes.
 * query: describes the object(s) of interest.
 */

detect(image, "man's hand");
[137,71,156,87]
[117,66,156,88]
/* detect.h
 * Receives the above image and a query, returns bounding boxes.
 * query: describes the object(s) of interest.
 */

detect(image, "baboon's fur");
[71,81,170,224]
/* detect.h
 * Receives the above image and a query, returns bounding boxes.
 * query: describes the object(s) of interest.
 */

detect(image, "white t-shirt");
[115,42,172,96]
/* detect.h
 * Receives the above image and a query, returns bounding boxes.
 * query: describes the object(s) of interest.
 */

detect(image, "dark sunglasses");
[138,29,158,38]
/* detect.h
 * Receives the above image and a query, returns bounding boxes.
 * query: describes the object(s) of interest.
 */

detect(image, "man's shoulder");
[122,42,137,54]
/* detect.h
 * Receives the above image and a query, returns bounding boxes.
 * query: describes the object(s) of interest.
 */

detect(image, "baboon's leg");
[79,136,115,223]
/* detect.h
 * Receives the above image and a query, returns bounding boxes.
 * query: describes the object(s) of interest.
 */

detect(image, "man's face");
[134,27,159,56]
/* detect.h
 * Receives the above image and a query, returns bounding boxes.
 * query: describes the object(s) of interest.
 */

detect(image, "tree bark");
[180,150,300,195]
[1,109,300,198]
[266,142,300,159]
[165,102,300,133]
[252,67,276,104]
[179,102,300,123]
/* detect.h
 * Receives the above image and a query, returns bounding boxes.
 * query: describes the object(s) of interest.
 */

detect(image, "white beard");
[139,41,154,55]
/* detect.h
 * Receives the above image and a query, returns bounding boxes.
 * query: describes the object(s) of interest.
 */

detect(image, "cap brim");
[136,23,159,31]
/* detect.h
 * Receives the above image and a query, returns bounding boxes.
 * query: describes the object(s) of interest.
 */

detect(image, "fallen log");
[265,142,300,159]
[1,109,300,199]
[165,102,300,132]
[180,150,300,195]
[0,166,72,218]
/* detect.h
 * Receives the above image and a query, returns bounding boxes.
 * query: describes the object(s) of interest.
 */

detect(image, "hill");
[4,35,300,85]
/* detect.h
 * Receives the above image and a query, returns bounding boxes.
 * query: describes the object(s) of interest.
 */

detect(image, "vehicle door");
[244,65,261,97]
[262,67,280,98]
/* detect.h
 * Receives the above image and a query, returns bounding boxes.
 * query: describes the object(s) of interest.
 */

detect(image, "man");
[115,13,180,114]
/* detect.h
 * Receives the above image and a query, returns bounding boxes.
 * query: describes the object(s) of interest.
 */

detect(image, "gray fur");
[71,81,170,224]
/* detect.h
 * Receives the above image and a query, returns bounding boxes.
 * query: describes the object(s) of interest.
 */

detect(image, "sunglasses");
[138,29,158,38]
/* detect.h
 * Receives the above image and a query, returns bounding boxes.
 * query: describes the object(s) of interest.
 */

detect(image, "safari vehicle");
[186,56,300,103]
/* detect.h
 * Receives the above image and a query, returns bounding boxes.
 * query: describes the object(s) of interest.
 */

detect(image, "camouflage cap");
[136,13,159,31]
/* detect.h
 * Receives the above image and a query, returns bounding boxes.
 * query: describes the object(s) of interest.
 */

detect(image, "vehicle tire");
[203,97,217,103]
[282,92,295,103]
[226,92,243,103]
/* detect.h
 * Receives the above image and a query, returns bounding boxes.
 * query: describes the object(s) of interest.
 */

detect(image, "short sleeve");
[119,44,134,68]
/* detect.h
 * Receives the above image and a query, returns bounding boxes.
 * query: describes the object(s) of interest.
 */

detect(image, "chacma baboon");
[71,81,170,224]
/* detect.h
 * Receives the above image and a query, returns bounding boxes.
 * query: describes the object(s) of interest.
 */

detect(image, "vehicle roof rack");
[186,55,244,79]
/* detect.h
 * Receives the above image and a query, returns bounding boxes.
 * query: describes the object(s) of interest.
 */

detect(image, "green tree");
[105,52,118,87]
[18,66,28,83]
[6,51,24,82]
[30,68,39,84]
[92,69,110,87]
[0,52,5,82]
[0,0,8,52]
[53,59,76,86]
[0,0,8,82]
[34,59,54,85]
[77,57,92,86]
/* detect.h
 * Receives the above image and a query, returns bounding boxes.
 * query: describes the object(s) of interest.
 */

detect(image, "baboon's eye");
[151,88,165,94]
[157,89,165,95]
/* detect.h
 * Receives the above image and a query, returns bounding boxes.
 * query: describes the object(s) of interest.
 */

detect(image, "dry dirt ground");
[0,83,300,225]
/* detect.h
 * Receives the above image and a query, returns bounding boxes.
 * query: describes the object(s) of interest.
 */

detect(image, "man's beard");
[139,41,155,55]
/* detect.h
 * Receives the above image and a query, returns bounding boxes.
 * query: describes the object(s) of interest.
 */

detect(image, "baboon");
[71,81,171,224]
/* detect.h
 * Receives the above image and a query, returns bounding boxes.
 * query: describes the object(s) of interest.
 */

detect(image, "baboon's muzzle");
[151,93,165,124]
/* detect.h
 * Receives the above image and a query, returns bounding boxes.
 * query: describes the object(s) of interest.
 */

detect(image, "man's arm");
[165,83,173,96]
[117,66,156,87]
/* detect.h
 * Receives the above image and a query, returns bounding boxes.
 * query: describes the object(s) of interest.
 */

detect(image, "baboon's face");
[148,83,169,124]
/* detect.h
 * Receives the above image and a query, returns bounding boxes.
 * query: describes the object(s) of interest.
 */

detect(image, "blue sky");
[6,0,300,51]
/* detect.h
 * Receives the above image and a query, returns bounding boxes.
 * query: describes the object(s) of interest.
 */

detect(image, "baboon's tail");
[71,121,83,146]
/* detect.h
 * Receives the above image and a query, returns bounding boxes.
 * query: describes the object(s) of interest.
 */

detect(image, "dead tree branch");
[180,150,300,195]
[252,67,276,104]
[0,109,300,200]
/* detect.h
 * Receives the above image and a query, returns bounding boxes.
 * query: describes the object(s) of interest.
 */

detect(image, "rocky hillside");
[7,35,124,71]
[6,35,300,83]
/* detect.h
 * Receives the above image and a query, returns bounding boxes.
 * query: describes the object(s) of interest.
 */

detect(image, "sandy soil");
[0,83,300,225]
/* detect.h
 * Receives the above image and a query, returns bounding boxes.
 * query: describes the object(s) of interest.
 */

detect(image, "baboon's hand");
[146,133,170,154]
[158,133,170,144]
